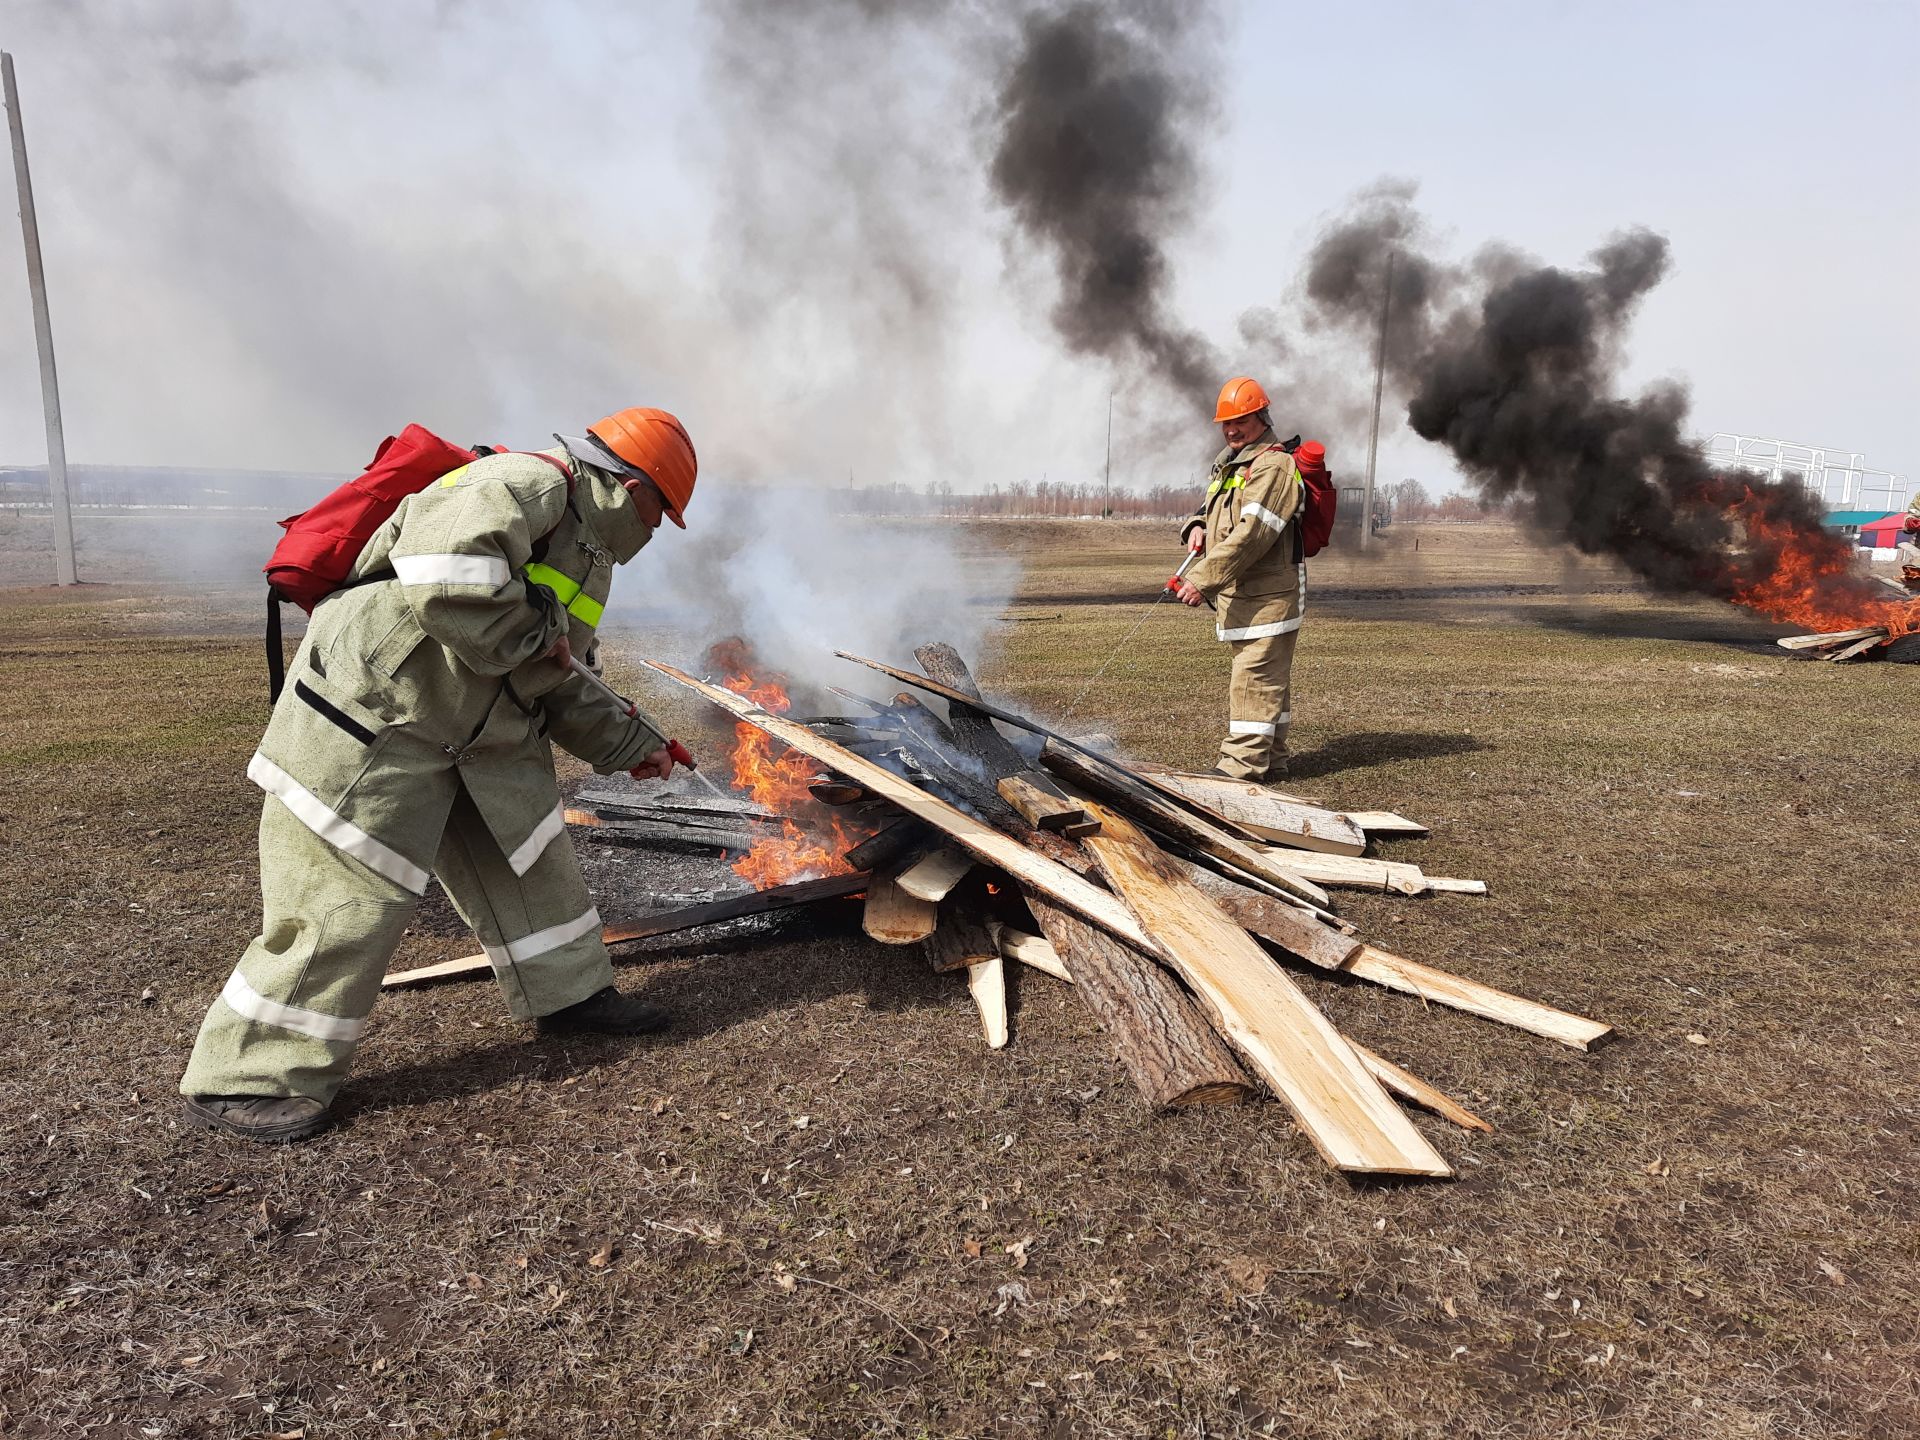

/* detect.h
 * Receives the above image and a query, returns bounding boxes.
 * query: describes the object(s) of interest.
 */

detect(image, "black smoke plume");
[987,1,1222,401]
[1302,186,1908,629]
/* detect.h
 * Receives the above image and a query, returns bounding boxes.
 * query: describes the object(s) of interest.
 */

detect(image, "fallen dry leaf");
[1005,1236,1036,1270]
[1441,1297,1459,1319]
[1817,1259,1846,1286]
[1686,1033,1709,1046]
[1644,1157,1670,1177]
[650,1095,672,1116]
[1222,1255,1273,1293]
[962,1239,983,1259]
[586,1242,615,1269]
[773,1271,796,1292]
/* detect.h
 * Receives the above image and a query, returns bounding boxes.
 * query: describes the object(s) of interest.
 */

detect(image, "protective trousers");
[1216,628,1298,781]
[180,787,612,1105]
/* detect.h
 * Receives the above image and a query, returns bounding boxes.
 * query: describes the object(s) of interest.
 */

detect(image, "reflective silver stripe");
[247,752,430,894]
[1217,615,1303,641]
[1229,720,1277,736]
[1242,502,1287,534]
[221,969,365,1044]
[1298,561,1307,611]
[485,906,603,967]
[392,552,510,588]
[506,802,567,876]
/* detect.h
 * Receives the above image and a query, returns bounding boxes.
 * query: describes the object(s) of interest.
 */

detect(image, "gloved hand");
[629,747,676,782]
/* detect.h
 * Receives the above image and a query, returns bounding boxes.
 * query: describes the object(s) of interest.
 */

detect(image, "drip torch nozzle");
[1164,550,1200,593]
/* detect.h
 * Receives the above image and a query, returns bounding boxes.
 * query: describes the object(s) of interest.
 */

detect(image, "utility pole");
[4,53,78,585]
[1359,249,1395,554]
[1103,389,1113,518]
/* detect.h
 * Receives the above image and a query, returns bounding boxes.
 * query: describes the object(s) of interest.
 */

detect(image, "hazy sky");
[1,1,1913,496]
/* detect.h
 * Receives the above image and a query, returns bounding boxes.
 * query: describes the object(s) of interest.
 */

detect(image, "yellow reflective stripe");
[437,464,471,488]
[523,563,604,627]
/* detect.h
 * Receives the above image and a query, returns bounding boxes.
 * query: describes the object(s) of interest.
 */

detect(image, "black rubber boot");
[181,1094,333,1144]
[535,985,670,1036]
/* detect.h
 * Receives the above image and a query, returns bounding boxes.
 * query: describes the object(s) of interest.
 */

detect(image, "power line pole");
[4,53,77,586]
[1359,249,1395,554]
[1103,390,1113,518]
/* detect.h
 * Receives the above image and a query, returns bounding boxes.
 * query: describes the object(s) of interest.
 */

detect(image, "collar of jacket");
[1211,426,1278,470]
[545,446,654,563]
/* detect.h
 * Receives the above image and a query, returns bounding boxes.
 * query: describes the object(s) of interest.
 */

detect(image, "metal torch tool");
[568,656,727,797]
[1061,550,1207,719]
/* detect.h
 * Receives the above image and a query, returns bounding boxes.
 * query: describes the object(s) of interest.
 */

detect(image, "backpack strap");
[266,587,287,703]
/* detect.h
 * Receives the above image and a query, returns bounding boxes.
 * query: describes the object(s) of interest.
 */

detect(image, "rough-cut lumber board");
[1024,895,1255,1111]
[897,845,975,903]
[863,867,937,946]
[576,817,762,853]
[1423,876,1489,895]
[383,872,871,988]
[912,640,1033,769]
[1124,757,1322,808]
[1340,810,1430,837]
[1080,803,1450,1177]
[965,957,1010,1049]
[925,906,998,975]
[1136,771,1366,856]
[1349,1043,1493,1133]
[1826,632,1891,662]
[1172,863,1362,969]
[987,922,1071,982]
[1256,847,1429,895]
[997,773,1098,837]
[1040,741,1334,912]
[1775,626,1884,650]
[1338,945,1615,1051]
[643,661,1159,952]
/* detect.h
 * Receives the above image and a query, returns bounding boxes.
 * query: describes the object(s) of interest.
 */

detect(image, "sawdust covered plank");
[1340,945,1615,1051]
[863,866,937,945]
[1080,802,1450,1177]
[897,845,975,903]
[965,956,1009,1048]
[642,661,1158,951]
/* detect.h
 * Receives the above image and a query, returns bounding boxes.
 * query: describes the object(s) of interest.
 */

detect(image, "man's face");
[620,474,666,528]
[1220,412,1265,449]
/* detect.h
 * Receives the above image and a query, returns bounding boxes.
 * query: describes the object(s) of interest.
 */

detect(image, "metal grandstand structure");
[1705,433,1913,514]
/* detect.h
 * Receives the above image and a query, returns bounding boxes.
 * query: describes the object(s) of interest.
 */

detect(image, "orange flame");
[1725,490,1916,639]
[710,640,870,889]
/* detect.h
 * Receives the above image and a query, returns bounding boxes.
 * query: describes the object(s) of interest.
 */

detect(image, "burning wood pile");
[1774,624,1906,662]
[387,641,1612,1180]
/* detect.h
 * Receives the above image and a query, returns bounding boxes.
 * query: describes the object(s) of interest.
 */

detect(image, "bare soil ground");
[1,521,1915,1438]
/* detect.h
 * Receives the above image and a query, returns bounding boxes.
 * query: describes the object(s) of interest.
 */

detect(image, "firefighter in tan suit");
[1898,493,1920,594]
[1175,377,1304,782]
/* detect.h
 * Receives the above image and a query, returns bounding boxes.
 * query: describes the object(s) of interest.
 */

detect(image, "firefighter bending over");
[180,407,699,1143]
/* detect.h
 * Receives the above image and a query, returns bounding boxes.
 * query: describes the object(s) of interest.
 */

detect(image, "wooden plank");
[844,819,932,873]
[642,661,1161,952]
[986,922,1071,982]
[1340,945,1615,1051]
[997,773,1098,837]
[897,845,975,903]
[1173,863,1363,970]
[1140,771,1367,856]
[863,867,937,945]
[925,906,997,974]
[1826,632,1891,662]
[1254,847,1429,894]
[1776,626,1884,650]
[1023,894,1256,1112]
[1340,809,1430,837]
[1349,1042,1493,1133]
[1080,803,1450,1177]
[382,871,871,988]
[965,957,1009,1049]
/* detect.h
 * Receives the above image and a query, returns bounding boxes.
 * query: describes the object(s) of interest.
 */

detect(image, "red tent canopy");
[1859,512,1909,545]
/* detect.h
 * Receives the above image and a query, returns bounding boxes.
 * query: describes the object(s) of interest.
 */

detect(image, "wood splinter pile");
[388,641,1614,1179]
[1775,625,1894,662]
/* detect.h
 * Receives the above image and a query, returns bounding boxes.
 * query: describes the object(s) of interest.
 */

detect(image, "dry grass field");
[1,518,1915,1438]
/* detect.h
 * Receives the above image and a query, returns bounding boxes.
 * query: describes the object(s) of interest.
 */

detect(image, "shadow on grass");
[1289,730,1491,780]
[345,901,946,1119]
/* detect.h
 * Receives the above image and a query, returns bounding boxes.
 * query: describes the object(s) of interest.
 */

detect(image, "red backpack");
[1289,440,1336,558]
[262,425,566,700]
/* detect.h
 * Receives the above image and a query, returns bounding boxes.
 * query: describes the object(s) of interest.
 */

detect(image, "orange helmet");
[586,407,698,528]
[1213,376,1270,423]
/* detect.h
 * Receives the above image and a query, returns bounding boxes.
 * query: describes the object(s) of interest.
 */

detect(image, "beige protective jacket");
[248,447,666,896]
[1180,430,1305,641]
